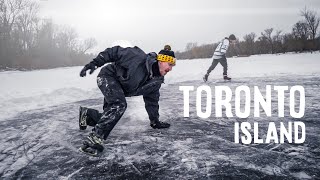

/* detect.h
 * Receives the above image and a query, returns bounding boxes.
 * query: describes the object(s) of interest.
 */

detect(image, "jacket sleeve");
[143,88,160,123]
[90,46,123,67]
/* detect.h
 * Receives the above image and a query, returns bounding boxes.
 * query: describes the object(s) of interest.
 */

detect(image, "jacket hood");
[146,52,158,78]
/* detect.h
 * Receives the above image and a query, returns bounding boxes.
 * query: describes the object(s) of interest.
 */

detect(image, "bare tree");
[273,30,283,53]
[243,32,256,55]
[261,28,274,53]
[185,42,197,51]
[54,26,78,51]
[300,7,320,41]
[0,0,29,67]
[0,0,4,30]
[273,30,282,41]
[0,0,96,69]
[16,1,39,51]
[292,21,309,40]
[291,21,309,52]
[81,38,97,53]
[0,0,27,35]
[37,19,54,48]
[244,32,256,43]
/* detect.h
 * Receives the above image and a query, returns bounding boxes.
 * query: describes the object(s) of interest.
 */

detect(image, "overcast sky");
[38,0,320,53]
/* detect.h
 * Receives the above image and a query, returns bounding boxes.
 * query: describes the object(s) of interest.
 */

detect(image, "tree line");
[1,1,319,70]
[176,7,320,60]
[0,0,97,70]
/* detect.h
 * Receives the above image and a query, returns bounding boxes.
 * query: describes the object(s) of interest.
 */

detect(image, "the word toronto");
[179,85,306,144]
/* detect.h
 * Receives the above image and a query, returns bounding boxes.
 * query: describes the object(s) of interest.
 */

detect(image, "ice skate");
[79,106,88,130]
[79,133,104,156]
[223,75,231,80]
[150,121,170,129]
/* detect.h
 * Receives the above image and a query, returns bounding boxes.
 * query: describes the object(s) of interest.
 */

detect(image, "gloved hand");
[80,63,96,77]
[150,121,170,129]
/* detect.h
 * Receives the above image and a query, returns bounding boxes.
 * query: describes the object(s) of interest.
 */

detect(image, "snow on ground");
[1,52,320,121]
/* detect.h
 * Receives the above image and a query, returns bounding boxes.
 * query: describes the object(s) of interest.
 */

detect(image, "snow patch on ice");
[291,171,312,179]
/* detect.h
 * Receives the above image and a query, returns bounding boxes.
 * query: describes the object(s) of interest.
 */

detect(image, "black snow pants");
[206,56,228,76]
[86,74,127,140]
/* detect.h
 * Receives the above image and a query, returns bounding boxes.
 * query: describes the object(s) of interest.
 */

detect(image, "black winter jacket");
[89,46,164,122]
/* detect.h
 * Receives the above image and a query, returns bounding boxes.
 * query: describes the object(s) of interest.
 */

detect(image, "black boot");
[79,133,104,156]
[79,106,88,130]
[223,75,231,80]
[203,74,209,82]
[150,121,170,129]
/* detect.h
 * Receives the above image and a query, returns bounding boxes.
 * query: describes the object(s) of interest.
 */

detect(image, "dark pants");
[207,56,228,75]
[86,74,127,140]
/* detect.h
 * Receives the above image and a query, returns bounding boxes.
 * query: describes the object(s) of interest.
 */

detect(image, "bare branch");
[300,7,320,40]
[82,37,97,53]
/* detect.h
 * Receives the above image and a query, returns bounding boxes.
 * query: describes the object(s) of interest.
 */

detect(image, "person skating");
[203,34,237,82]
[78,45,176,156]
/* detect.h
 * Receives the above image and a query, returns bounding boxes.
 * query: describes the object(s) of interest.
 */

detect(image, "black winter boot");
[151,121,170,129]
[79,106,88,130]
[223,75,231,80]
[79,133,104,156]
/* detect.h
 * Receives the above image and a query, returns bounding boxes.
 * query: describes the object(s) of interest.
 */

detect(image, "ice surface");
[1,52,320,178]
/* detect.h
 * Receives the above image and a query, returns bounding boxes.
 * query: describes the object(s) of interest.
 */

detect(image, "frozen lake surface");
[0,53,320,179]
